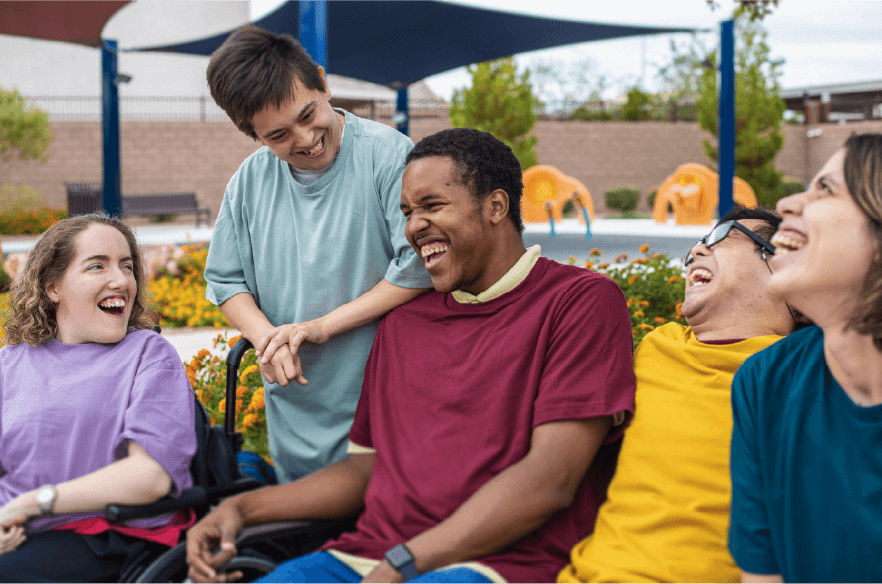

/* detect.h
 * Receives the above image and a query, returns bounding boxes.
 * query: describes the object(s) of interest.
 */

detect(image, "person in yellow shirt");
[559,206,799,583]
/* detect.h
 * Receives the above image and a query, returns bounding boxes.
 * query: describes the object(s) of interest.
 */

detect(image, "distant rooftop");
[781,79,882,123]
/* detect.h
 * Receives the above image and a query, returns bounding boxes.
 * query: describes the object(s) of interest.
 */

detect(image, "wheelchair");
[110,338,354,583]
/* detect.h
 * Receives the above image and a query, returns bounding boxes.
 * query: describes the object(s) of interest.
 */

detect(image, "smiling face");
[45,224,138,345]
[251,70,343,171]
[401,156,498,295]
[769,148,877,321]
[681,218,786,335]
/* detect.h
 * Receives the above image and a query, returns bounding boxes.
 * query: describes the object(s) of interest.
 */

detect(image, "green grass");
[606,211,652,219]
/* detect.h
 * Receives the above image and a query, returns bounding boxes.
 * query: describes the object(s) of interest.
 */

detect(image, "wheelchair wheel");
[132,542,277,583]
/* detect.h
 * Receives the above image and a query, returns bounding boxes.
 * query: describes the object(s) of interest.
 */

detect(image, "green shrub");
[647,189,658,209]
[605,186,640,213]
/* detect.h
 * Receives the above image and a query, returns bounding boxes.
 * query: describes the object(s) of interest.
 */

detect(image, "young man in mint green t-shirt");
[204,25,431,482]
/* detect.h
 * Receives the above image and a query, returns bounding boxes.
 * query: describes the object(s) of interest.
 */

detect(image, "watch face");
[385,545,412,566]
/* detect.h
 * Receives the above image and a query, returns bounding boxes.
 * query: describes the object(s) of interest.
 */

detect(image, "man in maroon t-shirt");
[186,129,636,583]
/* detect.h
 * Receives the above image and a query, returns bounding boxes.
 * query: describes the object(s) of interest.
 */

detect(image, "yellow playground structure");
[653,163,758,225]
[522,166,595,238]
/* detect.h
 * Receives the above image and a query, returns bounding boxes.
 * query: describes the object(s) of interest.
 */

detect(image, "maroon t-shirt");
[325,258,636,582]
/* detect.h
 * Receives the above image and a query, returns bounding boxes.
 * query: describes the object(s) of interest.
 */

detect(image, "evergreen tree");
[697,12,785,206]
[450,57,539,169]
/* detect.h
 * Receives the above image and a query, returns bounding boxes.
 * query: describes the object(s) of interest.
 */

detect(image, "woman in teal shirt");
[729,133,882,582]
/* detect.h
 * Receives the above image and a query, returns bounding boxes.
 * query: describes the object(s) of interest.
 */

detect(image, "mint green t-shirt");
[205,110,431,481]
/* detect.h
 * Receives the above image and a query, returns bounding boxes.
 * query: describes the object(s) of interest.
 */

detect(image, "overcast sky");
[253,0,882,100]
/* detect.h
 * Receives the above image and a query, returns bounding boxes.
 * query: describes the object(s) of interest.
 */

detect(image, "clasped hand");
[253,320,329,387]
[0,493,35,555]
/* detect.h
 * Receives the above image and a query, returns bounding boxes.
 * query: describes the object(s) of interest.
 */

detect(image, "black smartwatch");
[384,543,420,581]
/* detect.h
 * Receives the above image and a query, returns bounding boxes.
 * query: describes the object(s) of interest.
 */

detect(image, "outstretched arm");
[363,417,611,583]
[253,280,429,386]
[0,440,172,532]
[186,452,375,583]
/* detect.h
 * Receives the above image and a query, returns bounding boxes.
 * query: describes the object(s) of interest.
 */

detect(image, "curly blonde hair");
[3,214,155,346]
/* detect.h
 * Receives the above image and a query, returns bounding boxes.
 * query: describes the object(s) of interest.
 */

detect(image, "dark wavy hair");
[3,214,154,347]
[207,25,326,140]
[842,133,882,351]
[406,128,525,233]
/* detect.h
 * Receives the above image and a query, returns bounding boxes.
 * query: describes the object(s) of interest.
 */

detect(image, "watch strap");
[384,543,420,581]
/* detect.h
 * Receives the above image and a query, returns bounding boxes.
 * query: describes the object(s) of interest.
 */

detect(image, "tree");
[697,12,785,206]
[0,87,53,169]
[527,55,608,119]
[653,35,711,122]
[621,86,655,121]
[450,57,539,169]
[706,0,780,21]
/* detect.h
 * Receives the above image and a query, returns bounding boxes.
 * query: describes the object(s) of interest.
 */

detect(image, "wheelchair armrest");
[105,478,264,522]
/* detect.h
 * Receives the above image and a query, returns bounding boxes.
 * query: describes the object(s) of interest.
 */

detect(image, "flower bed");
[186,333,269,460]
[148,243,229,328]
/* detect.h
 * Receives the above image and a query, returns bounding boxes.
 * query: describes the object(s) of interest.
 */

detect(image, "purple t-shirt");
[327,259,637,583]
[0,329,195,529]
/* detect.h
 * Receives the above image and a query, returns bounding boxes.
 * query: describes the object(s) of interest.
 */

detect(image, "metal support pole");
[395,87,409,136]
[102,40,122,217]
[299,1,327,68]
[718,19,735,218]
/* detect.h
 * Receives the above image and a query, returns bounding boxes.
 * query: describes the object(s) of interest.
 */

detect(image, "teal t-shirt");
[205,110,432,481]
[729,325,882,582]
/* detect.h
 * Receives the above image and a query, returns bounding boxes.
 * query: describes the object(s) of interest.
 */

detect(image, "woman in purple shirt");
[0,214,196,582]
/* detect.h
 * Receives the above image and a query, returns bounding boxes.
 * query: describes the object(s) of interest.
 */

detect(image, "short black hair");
[716,205,781,248]
[406,128,525,233]
[207,25,326,140]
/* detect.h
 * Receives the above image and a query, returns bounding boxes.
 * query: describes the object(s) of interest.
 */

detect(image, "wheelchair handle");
[105,478,263,523]
[225,338,254,446]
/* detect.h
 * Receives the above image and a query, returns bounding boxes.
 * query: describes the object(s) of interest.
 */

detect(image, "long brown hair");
[842,133,882,351]
[3,214,154,347]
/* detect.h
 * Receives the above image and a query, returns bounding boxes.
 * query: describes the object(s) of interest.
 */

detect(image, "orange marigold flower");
[675,302,683,317]
[639,323,654,330]
[640,244,650,253]
[615,253,628,263]
[218,398,226,413]
[654,317,666,325]
[228,335,243,347]
[652,253,663,259]
[598,262,610,269]
[590,248,602,257]
[196,348,211,359]
[639,300,649,308]
[628,275,639,285]
[568,255,576,265]
[633,310,645,317]
[585,261,594,269]
[667,276,680,285]
[242,413,259,429]
[236,385,249,398]
[240,364,259,382]
[632,328,638,336]
[250,388,265,410]
[627,298,636,307]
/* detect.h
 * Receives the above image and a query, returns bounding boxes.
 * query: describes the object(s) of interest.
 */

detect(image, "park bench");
[64,182,212,226]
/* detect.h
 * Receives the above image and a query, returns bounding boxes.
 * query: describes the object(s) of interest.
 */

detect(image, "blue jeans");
[255,551,493,583]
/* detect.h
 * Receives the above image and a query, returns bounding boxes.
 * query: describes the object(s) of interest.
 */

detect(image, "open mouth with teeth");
[98,297,127,316]
[689,268,713,287]
[770,230,807,256]
[420,241,449,268]
[298,135,326,158]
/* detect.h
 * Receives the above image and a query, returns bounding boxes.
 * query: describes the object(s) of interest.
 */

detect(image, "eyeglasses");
[683,220,777,267]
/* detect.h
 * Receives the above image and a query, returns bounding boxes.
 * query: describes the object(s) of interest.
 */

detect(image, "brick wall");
[5,118,882,221]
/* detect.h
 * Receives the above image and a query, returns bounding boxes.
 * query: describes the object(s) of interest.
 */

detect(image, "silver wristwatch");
[36,484,57,516]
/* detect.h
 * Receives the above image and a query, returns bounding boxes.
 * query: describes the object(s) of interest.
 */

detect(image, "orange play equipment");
[522,165,595,224]
[653,163,758,225]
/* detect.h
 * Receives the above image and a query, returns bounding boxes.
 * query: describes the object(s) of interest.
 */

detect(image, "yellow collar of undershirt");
[452,245,541,304]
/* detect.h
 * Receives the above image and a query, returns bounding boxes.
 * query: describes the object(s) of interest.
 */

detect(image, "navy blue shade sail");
[134,1,699,86]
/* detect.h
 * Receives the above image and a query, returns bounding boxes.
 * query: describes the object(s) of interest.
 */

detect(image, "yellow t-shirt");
[558,323,782,583]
